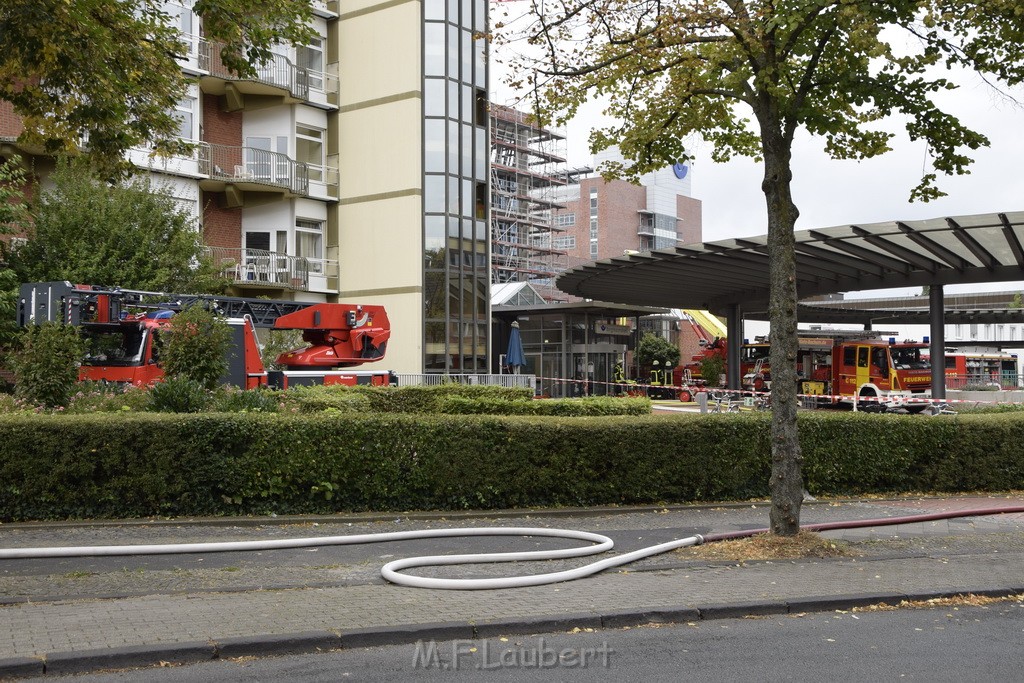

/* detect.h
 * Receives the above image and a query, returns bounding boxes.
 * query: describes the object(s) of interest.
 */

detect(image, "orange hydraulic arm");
[272,303,391,369]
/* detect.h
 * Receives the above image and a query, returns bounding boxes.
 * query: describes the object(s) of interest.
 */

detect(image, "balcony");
[207,246,339,293]
[198,41,338,109]
[198,143,310,203]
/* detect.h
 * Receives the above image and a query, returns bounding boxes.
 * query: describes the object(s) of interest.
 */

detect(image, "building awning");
[556,211,1024,315]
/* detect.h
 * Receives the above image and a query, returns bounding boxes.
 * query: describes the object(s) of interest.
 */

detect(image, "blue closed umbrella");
[506,320,526,374]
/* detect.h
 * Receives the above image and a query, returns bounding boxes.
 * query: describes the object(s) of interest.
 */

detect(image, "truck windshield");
[891,346,930,370]
[81,324,148,366]
[741,345,770,362]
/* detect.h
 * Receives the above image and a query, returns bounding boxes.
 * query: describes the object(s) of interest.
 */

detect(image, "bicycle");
[709,391,741,413]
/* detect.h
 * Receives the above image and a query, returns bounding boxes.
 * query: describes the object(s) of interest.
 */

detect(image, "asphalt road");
[54,602,1024,682]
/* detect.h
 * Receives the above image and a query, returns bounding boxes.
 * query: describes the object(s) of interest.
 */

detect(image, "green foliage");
[281,383,535,414]
[147,377,212,414]
[0,155,31,353]
[1,410,1020,521]
[699,354,726,388]
[636,332,680,369]
[5,158,225,293]
[63,382,150,414]
[501,1,1019,202]
[0,155,30,234]
[259,329,306,371]
[211,387,281,413]
[158,305,233,390]
[9,323,85,408]
[0,0,315,179]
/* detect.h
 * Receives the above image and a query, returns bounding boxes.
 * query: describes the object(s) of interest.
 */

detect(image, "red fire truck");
[676,331,933,410]
[941,349,1019,389]
[741,333,933,410]
[17,281,395,390]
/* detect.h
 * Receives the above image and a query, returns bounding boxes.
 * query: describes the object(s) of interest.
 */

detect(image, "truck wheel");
[858,389,885,413]
[678,389,692,402]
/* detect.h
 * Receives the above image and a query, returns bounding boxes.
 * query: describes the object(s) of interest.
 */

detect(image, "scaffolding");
[490,104,568,299]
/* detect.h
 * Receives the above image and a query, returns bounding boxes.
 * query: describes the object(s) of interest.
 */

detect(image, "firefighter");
[649,359,663,398]
[614,361,627,395]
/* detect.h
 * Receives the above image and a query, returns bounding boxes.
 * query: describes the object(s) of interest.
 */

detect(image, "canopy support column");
[726,304,742,391]
[929,285,946,401]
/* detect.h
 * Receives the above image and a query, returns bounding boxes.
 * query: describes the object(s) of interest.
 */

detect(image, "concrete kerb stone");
[785,592,907,614]
[600,607,702,629]
[341,622,474,649]
[698,600,790,621]
[899,587,1024,603]
[42,641,216,676]
[213,631,342,660]
[0,656,42,681]
[471,613,603,640]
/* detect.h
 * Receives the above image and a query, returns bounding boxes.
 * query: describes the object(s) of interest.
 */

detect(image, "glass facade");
[423,0,489,372]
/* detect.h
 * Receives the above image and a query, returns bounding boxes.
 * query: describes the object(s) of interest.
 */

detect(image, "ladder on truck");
[18,281,313,329]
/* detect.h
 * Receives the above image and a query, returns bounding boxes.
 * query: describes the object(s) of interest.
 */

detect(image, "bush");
[211,387,281,413]
[2,409,1022,521]
[64,382,150,414]
[10,323,85,408]
[158,304,232,390]
[147,377,211,413]
[281,383,536,414]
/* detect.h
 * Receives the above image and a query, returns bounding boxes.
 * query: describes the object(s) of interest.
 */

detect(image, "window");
[553,235,576,249]
[555,213,576,227]
[296,125,324,182]
[245,137,272,179]
[173,97,195,140]
[296,37,324,90]
[295,219,324,273]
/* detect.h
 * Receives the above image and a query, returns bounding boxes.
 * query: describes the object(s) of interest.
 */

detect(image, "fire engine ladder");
[18,281,314,329]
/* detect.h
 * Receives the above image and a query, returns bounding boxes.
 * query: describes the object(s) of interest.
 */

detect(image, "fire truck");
[941,348,1019,390]
[740,332,933,410]
[16,281,395,390]
[676,331,933,410]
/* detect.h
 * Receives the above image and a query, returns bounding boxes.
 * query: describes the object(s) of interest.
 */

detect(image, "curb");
[3,587,1020,679]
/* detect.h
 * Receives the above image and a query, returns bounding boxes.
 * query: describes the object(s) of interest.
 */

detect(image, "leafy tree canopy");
[636,331,681,369]
[500,0,1024,201]
[3,157,225,294]
[0,0,315,179]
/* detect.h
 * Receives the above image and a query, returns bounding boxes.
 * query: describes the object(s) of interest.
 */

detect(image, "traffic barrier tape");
[529,375,1018,406]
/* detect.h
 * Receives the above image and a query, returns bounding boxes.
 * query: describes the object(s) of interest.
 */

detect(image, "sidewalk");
[2,496,1023,678]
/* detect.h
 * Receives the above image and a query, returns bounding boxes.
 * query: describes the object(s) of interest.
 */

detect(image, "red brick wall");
[0,101,24,138]
[200,94,242,248]
[201,94,242,146]
[559,176,653,268]
[676,195,702,245]
[202,193,242,249]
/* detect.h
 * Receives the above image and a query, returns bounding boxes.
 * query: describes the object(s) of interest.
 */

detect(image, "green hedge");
[0,411,1021,521]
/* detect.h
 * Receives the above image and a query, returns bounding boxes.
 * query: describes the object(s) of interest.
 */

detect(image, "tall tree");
[498,1,1024,533]
[0,155,32,350]
[4,157,224,294]
[0,0,315,179]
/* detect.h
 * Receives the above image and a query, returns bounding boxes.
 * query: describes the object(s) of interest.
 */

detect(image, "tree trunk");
[761,127,804,536]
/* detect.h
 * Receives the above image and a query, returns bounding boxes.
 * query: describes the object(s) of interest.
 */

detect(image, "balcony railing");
[207,247,339,292]
[198,41,336,101]
[198,142,310,196]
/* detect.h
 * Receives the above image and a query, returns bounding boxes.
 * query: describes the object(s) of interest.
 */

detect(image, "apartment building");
[552,148,703,271]
[0,0,491,375]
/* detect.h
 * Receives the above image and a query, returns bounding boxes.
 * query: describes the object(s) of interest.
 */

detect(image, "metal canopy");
[556,211,1024,315]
